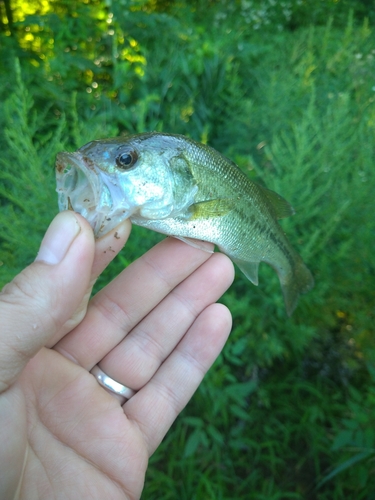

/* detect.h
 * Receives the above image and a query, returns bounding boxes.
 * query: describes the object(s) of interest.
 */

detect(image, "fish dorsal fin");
[257,184,295,219]
[172,236,214,253]
[232,258,259,286]
[189,198,234,220]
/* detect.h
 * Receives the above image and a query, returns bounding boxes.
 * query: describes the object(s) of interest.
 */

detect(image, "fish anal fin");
[257,184,295,219]
[189,199,234,220]
[232,258,259,286]
[172,236,214,253]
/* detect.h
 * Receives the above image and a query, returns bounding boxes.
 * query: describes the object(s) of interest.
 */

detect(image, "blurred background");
[0,0,374,498]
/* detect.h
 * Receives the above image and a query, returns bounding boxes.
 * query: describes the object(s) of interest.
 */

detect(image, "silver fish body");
[56,132,314,314]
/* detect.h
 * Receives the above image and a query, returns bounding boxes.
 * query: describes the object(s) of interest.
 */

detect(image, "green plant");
[1,3,375,498]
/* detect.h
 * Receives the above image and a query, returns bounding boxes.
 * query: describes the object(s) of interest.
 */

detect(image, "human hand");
[0,211,234,499]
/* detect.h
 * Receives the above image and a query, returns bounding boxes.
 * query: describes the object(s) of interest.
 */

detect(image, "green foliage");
[1,1,375,498]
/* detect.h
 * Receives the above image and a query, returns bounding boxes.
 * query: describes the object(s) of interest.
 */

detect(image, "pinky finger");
[124,302,232,456]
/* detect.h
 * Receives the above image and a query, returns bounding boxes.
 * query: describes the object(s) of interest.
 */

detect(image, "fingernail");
[35,212,81,265]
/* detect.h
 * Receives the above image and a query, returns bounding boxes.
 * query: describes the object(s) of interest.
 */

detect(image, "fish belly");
[132,209,313,316]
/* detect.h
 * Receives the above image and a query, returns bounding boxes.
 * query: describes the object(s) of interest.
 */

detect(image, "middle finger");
[98,251,233,390]
[54,237,214,366]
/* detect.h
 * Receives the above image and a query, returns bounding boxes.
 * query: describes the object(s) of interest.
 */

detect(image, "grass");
[1,3,375,498]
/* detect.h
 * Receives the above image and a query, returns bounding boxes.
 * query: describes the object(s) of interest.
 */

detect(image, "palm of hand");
[11,348,147,499]
[1,216,233,500]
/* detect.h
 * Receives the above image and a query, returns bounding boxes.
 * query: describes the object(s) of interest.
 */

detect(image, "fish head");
[56,133,197,237]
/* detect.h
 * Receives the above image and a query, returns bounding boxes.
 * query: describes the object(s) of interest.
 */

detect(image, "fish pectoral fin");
[189,198,234,220]
[172,236,215,253]
[257,184,295,219]
[232,258,260,286]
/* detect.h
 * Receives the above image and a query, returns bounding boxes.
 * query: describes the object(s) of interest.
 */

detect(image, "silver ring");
[90,365,136,399]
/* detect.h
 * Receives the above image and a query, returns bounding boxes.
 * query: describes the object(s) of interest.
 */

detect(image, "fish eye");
[115,150,138,170]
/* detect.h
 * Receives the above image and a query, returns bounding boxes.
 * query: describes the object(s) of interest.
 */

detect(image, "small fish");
[56,132,314,315]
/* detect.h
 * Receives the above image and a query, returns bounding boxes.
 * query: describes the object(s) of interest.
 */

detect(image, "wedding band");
[90,365,136,399]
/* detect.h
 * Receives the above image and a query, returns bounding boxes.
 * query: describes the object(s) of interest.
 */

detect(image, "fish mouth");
[56,152,130,237]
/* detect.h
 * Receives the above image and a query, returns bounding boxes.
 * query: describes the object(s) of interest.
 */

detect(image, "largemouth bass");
[56,132,314,315]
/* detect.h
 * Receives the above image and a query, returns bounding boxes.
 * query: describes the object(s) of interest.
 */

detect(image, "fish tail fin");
[281,258,314,316]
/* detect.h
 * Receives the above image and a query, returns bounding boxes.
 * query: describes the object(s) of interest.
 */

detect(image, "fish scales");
[144,137,298,277]
[56,132,314,314]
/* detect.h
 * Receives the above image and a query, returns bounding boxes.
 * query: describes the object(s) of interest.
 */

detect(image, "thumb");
[0,211,95,393]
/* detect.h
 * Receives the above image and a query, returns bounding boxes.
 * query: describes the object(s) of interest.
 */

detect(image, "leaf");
[317,451,375,488]
[224,380,258,401]
[331,430,353,451]
[183,429,207,458]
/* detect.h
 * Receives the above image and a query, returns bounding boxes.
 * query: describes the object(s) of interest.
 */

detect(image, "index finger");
[54,237,214,366]
[45,217,131,347]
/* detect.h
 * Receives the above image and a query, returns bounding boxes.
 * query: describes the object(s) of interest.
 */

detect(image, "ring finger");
[97,251,234,393]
